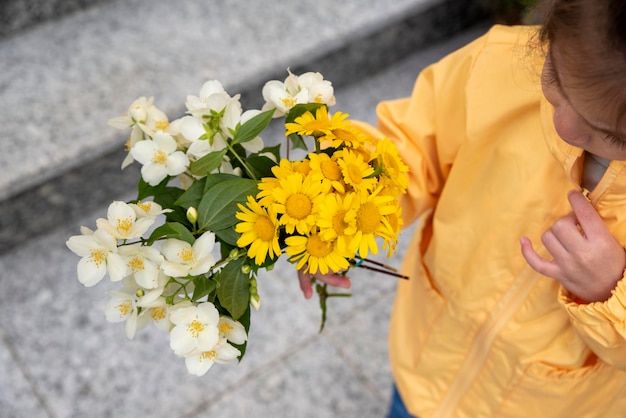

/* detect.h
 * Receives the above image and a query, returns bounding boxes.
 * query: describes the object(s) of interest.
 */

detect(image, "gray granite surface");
[0,0,112,38]
[0,21,490,417]
[0,0,489,256]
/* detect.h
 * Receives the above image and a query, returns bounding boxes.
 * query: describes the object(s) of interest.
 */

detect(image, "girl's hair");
[537,0,626,125]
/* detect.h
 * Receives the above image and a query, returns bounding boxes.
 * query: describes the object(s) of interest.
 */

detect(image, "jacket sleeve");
[353,32,489,227]
[559,279,626,369]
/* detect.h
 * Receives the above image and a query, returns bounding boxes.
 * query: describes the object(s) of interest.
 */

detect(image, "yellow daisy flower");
[272,173,324,235]
[371,138,409,193]
[308,152,345,193]
[336,149,377,194]
[285,231,350,275]
[235,196,282,265]
[316,192,358,254]
[284,106,332,137]
[350,188,398,258]
[381,202,403,257]
[319,117,371,149]
[257,159,311,206]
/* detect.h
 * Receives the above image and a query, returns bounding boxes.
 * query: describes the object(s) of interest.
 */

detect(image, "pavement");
[0,0,491,416]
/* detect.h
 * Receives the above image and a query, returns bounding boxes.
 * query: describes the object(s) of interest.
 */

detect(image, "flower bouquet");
[66,71,408,376]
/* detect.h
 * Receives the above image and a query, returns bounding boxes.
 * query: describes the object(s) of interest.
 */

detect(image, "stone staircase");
[0,0,486,255]
[0,2,493,417]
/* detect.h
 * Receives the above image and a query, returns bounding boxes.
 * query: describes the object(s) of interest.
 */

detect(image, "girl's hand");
[297,268,351,299]
[520,190,626,303]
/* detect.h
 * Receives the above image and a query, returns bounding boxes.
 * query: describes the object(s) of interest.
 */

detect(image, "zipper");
[433,259,544,418]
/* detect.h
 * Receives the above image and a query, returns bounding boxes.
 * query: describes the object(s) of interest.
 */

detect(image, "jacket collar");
[540,96,626,200]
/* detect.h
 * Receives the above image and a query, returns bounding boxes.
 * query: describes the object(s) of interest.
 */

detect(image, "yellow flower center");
[285,193,312,219]
[128,256,145,273]
[346,163,363,184]
[306,234,333,258]
[332,210,348,235]
[155,119,170,131]
[219,322,233,335]
[151,307,166,322]
[117,217,134,233]
[136,200,152,213]
[254,215,276,241]
[178,247,195,263]
[153,150,168,164]
[187,320,205,338]
[281,96,297,108]
[320,160,342,181]
[201,350,218,361]
[356,202,381,234]
[116,302,132,318]
[89,249,106,267]
[124,137,132,151]
[314,93,324,103]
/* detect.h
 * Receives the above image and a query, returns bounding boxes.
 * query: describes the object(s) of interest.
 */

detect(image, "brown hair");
[538,0,626,126]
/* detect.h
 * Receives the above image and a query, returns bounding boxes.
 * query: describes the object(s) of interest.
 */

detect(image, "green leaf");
[189,149,227,177]
[146,222,195,245]
[246,154,278,178]
[175,177,207,209]
[197,178,259,231]
[137,176,169,200]
[204,173,241,194]
[216,226,240,247]
[216,257,251,319]
[285,103,325,124]
[288,133,308,151]
[192,275,217,302]
[232,110,274,145]
[261,144,282,161]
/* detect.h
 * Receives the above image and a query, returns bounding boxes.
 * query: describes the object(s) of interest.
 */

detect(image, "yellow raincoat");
[366,25,626,417]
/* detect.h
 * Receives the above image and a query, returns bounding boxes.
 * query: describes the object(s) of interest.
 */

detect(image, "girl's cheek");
[552,106,591,145]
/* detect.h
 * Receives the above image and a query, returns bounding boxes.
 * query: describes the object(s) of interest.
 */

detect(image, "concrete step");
[0,0,487,254]
[0,23,493,418]
[0,0,112,38]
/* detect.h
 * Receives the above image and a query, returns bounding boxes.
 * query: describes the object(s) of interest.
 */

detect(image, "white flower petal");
[165,151,190,176]
[170,325,196,356]
[77,257,107,287]
[160,260,190,278]
[141,163,168,186]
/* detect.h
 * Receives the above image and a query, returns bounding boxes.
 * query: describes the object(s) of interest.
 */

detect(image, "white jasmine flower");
[129,200,171,218]
[185,80,241,118]
[184,340,241,376]
[104,280,155,339]
[218,316,247,345]
[137,295,171,332]
[108,96,169,136]
[261,79,308,117]
[169,302,220,356]
[160,231,216,277]
[96,201,156,240]
[295,72,336,106]
[118,244,164,289]
[262,71,336,117]
[131,131,190,186]
[66,228,128,287]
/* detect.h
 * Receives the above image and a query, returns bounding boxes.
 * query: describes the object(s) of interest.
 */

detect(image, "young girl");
[298,0,626,416]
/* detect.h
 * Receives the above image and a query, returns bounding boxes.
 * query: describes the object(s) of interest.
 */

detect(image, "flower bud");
[241,264,252,274]
[250,294,261,311]
[229,248,240,259]
[186,207,198,224]
[129,104,147,124]
[135,289,145,298]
